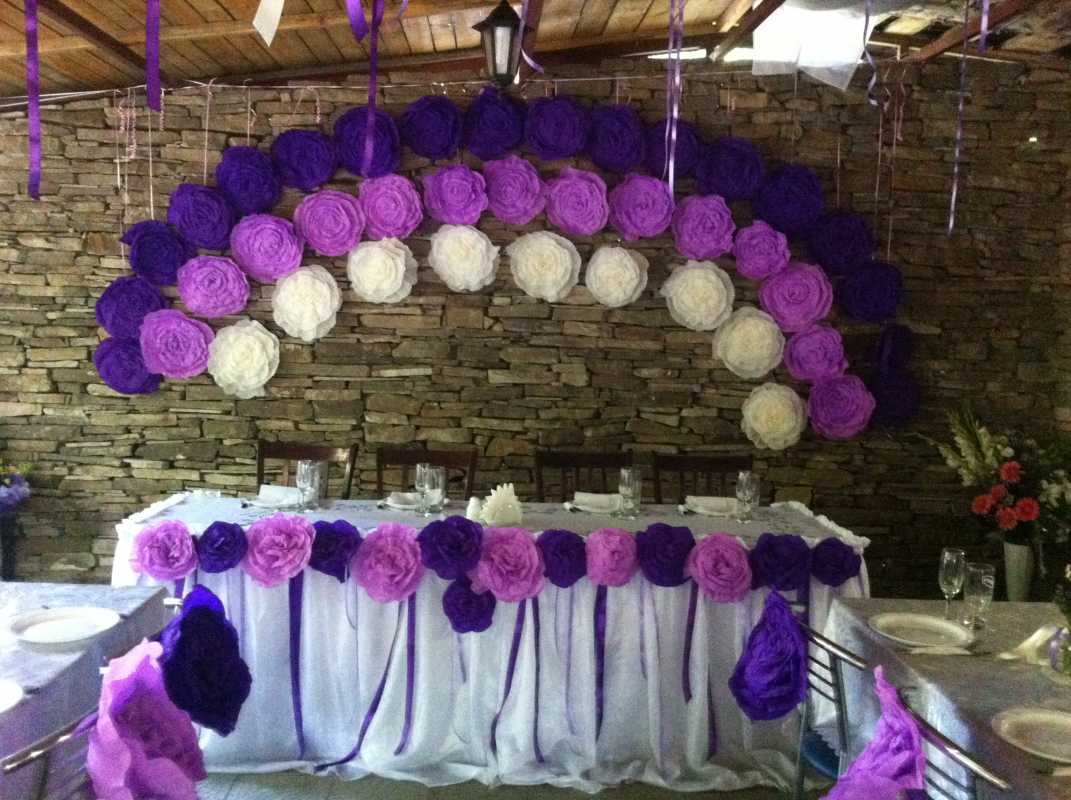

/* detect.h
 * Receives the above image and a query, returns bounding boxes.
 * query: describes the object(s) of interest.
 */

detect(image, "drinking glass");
[962,562,996,630]
[414,462,431,515]
[423,466,446,517]
[295,460,327,510]
[735,471,759,522]
[618,467,642,519]
[938,547,966,620]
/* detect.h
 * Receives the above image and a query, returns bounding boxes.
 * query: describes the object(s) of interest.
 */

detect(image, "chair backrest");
[375,447,479,499]
[533,450,633,503]
[1,711,96,800]
[652,452,753,504]
[799,623,869,763]
[255,440,358,500]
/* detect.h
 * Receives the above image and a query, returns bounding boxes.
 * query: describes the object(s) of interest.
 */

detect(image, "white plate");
[0,679,23,714]
[992,708,1071,764]
[9,606,121,646]
[247,497,303,510]
[868,612,975,649]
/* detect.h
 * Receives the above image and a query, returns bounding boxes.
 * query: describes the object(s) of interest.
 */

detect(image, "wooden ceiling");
[0,0,1068,98]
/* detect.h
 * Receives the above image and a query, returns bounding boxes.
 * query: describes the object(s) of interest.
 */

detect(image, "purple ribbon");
[394,593,416,756]
[518,0,544,75]
[662,0,686,195]
[490,599,527,757]
[564,589,576,735]
[289,572,305,757]
[346,0,369,41]
[146,0,161,111]
[948,0,970,235]
[682,582,698,703]
[638,582,648,681]
[361,0,386,177]
[24,0,40,200]
[532,596,544,764]
[979,0,990,51]
[593,585,607,737]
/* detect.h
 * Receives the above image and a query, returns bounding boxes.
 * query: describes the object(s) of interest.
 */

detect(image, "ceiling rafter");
[709,0,788,62]
[905,0,1049,63]
[713,0,753,33]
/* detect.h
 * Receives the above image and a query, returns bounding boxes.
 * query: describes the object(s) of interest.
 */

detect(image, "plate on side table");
[9,606,121,647]
[992,708,1071,764]
[0,679,23,714]
[868,612,975,649]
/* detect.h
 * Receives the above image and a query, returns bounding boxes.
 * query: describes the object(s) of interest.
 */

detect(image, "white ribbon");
[252,0,286,46]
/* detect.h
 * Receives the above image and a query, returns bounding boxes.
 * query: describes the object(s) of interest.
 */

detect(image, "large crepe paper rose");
[585,527,638,587]
[87,640,205,800]
[671,194,735,260]
[811,537,862,587]
[293,190,365,257]
[429,224,499,292]
[483,155,545,226]
[229,214,304,284]
[463,87,526,160]
[207,319,279,399]
[352,522,424,603]
[423,164,489,225]
[270,129,337,191]
[195,521,247,573]
[399,95,462,160]
[167,183,236,251]
[660,261,735,331]
[713,306,785,380]
[809,374,876,440]
[122,220,197,286]
[334,105,400,177]
[608,174,674,241]
[347,238,418,304]
[132,520,197,581]
[417,515,483,581]
[545,167,609,237]
[310,519,363,583]
[271,265,342,342]
[733,221,790,281]
[215,146,280,216]
[839,260,903,323]
[742,382,807,451]
[588,104,645,174]
[636,523,696,587]
[469,526,545,602]
[241,512,314,588]
[696,136,765,201]
[824,775,914,800]
[96,275,167,338]
[749,532,812,592]
[728,590,807,721]
[685,533,752,603]
[585,245,648,308]
[139,309,214,380]
[177,256,249,318]
[525,95,590,161]
[537,529,587,588]
[443,577,496,634]
[754,164,825,237]
[644,118,700,179]
[359,175,423,240]
[809,210,875,276]
[758,261,833,333]
[784,324,848,383]
[869,369,921,429]
[95,338,161,395]
[872,323,913,374]
[507,231,582,302]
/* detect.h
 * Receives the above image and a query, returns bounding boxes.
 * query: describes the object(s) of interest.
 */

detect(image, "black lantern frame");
[472,0,532,87]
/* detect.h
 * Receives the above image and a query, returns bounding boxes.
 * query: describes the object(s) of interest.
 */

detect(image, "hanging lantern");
[473,0,528,86]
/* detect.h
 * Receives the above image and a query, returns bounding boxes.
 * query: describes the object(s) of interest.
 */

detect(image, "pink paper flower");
[138,309,214,380]
[469,527,544,602]
[685,533,752,603]
[241,513,314,588]
[545,167,609,237]
[131,520,197,581]
[359,175,424,240]
[176,256,249,318]
[608,174,674,241]
[671,194,735,260]
[229,214,304,284]
[585,527,638,587]
[293,190,365,257]
[352,522,424,602]
[733,221,790,281]
[422,164,488,225]
[483,155,545,226]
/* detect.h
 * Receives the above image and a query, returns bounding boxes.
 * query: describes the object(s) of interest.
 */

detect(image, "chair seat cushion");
[801,729,840,780]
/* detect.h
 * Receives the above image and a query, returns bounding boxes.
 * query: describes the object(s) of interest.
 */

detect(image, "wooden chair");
[375,447,479,499]
[652,453,753,504]
[533,450,633,503]
[255,440,359,500]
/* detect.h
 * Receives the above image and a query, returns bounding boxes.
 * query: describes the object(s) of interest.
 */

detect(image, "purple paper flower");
[810,538,862,587]
[748,532,811,592]
[636,523,696,588]
[546,167,609,237]
[139,309,214,380]
[241,513,314,588]
[334,106,400,177]
[809,210,874,276]
[229,214,304,284]
[0,475,30,513]
[871,323,913,374]
[536,529,587,589]
[809,374,876,440]
[352,522,424,602]
[270,129,337,192]
[132,520,197,581]
[215,146,280,216]
[94,338,161,395]
[423,164,488,225]
[469,527,544,602]
[95,275,167,338]
[483,155,545,226]
[294,190,365,257]
[671,194,735,260]
[310,519,362,583]
[442,577,496,634]
[177,256,249,318]
[525,95,590,161]
[417,515,483,581]
[399,96,461,161]
[696,136,765,201]
[463,87,526,160]
[839,261,903,323]
[359,175,423,240]
[686,533,752,602]
[869,369,920,429]
[608,174,674,241]
[586,528,638,587]
[754,164,824,237]
[728,590,807,721]
[588,104,645,174]
[195,521,247,573]
[734,221,790,281]
[644,118,700,179]
[167,183,236,251]
[784,324,848,383]
[121,220,197,286]
[759,261,833,332]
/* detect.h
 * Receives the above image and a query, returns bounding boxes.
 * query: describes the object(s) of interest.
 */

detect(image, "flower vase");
[1003,540,1034,601]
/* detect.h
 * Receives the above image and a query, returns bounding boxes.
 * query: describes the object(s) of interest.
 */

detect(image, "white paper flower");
[428,224,499,292]
[660,261,735,331]
[713,306,786,379]
[207,319,279,399]
[506,231,581,302]
[741,382,806,451]
[271,265,342,342]
[584,245,648,308]
[481,483,523,527]
[347,238,418,303]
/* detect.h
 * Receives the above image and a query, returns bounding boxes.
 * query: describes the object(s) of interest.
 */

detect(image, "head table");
[111,495,869,794]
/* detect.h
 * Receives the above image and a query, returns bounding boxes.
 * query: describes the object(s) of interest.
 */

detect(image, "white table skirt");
[111,496,869,793]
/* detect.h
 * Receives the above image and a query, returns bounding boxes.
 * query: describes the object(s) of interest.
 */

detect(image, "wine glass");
[735,471,759,522]
[962,562,996,630]
[414,462,431,515]
[423,466,446,517]
[295,460,327,510]
[618,467,642,519]
[938,548,966,620]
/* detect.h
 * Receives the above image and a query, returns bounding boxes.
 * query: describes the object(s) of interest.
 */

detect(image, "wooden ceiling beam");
[709,0,788,62]
[904,0,1048,63]
[713,0,754,33]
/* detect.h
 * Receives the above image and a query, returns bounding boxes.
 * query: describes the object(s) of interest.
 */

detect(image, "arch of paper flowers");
[93,88,919,449]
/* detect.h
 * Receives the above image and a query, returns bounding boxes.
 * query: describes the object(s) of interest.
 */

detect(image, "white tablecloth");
[112,496,869,793]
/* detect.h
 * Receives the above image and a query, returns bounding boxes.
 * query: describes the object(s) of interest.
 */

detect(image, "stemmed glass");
[415,463,445,518]
[938,548,967,620]
[618,467,642,519]
[415,462,431,516]
[295,460,327,510]
[962,562,996,630]
[735,471,759,522]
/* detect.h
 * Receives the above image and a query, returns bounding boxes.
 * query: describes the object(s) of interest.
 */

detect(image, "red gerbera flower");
[989,484,1008,502]
[1015,497,1041,522]
[999,461,1023,483]
[996,507,1019,531]
[971,495,994,515]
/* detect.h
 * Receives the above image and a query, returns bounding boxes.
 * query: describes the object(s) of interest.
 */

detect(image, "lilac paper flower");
[463,87,526,160]
[423,164,488,225]
[588,104,646,174]
[94,338,161,395]
[195,521,247,573]
[122,220,197,286]
[177,256,249,318]
[399,95,462,160]
[310,519,362,583]
[728,590,807,721]
[95,275,167,338]
[810,538,862,587]
[748,532,811,592]
[469,527,544,602]
[139,309,214,380]
[644,118,700,179]
[536,529,587,588]
[809,374,876,440]
[443,577,496,633]
[871,323,913,374]
[215,146,280,216]
[671,194,735,260]
[270,129,337,192]
[809,210,874,276]
[608,174,674,241]
[696,136,765,201]
[359,175,424,240]
[417,516,483,581]
[636,523,696,587]
[734,221,790,281]
[546,167,609,237]
[334,106,400,177]
[686,533,752,603]
[754,164,824,237]
[294,190,365,257]
[352,522,424,602]
[229,214,304,283]
[132,520,197,581]
[525,95,590,161]
[869,369,920,429]
[241,513,314,588]
[483,155,545,225]
[839,261,903,323]
[759,261,833,333]
[784,324,848,383]
[167,183,236,251]
[585,527,638,587]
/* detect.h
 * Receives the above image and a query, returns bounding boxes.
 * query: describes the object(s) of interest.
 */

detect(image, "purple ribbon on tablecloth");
[457,632,467,683]
[531,595,544,763]
[564,588,576,736]
[24,0,40,200]
[638,581,648,681]
[490,599,527,757]
[707,679,718,758]
[393,593,416,756]
[174,577,185,598]
[593,584,607,737]
[146,0,161,111]
[682,582,698,703]
[289,572,305,757]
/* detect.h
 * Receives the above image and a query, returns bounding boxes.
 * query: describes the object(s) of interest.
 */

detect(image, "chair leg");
[793,706,807,800]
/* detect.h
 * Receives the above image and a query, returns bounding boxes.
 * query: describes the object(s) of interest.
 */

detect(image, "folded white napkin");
[465,497,483,521]
[570,492,622,514]
[258,484,303,505]
[128,492,190,523]
[685,495,740,516]
[387,490,444,507]
[996,624,1063,665]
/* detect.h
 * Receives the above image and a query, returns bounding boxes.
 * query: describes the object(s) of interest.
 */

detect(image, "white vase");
[1004,541,1034,601]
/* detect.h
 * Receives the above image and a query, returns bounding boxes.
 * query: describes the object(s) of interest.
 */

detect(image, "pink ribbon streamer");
[24,0,40,200]
[146,0,161,111]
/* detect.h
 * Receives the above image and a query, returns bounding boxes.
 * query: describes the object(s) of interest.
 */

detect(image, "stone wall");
[0,57,1068,596]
